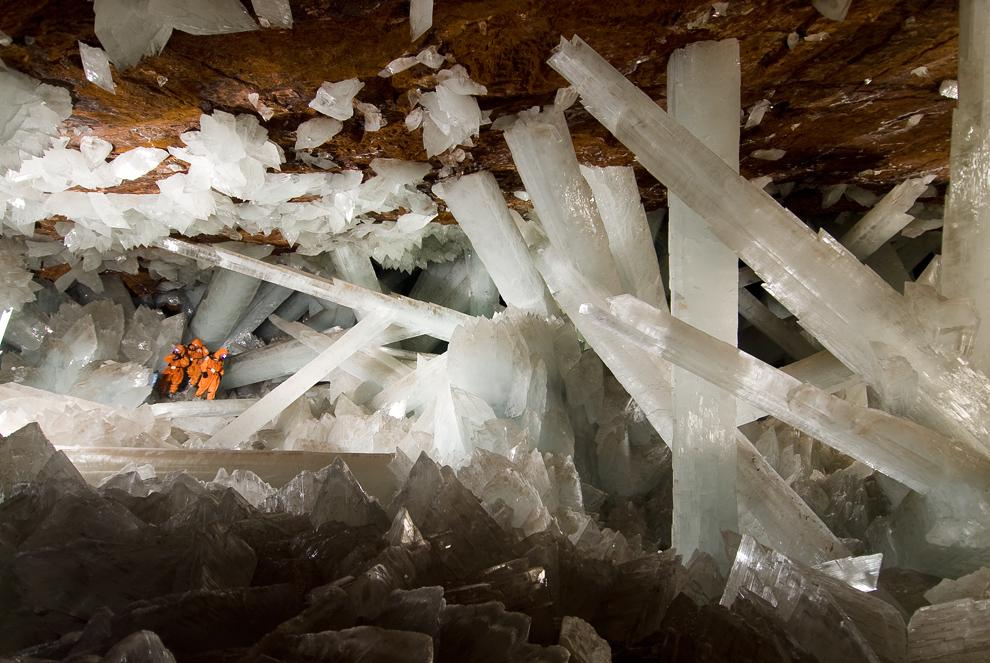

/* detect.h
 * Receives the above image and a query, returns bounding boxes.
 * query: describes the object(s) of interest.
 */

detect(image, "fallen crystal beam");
[61,446,397,498]
[722,535,907,663]
[840,175,934,261]
[436,172,554,315]
[939,0,990,376]
[538,248,848,564]
[503,106,623,296]
[207,312,396,448]
[269,315,411,391]
[580,164,667,310]
[908,598,990,662]
[596,295,990,495]
[664,38,741,570]
[548,35,990,454]
[157,237,471,341]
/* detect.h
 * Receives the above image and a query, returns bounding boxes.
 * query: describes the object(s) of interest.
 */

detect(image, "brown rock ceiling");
[0,0,958,223]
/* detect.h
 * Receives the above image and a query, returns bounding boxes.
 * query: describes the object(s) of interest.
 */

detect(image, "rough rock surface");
[0,0,956,220]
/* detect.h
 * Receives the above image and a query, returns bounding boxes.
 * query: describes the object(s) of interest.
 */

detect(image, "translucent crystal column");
[503,107,623,296]
[188,243,271,347]
[579,165,667,310]
[663,39,741,569]
[548,35,990,456]
[940,0,990,374]
[437,172,554,315]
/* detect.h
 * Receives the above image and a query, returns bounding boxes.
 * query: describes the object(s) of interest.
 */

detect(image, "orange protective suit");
[186,338,208,387]
[160,345,190,395]
[195,348,228,400]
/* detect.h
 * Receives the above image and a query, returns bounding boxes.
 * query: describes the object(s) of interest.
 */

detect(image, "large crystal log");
[940,0,990,375]
[157,238,470,341]
[221,281,292,347]
[908,597,990,662]
[60,446,397,498]
[547,35,990,456]
[664,38,740,570]
[437,172,554,315]
[595,295,990,496]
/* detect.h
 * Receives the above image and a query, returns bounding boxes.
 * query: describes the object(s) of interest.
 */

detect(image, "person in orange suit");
[186,338,208,388]
[160,344,189,395]
[195,348,228,401]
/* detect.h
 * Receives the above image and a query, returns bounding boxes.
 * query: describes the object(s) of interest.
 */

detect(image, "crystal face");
[0,6,987,660]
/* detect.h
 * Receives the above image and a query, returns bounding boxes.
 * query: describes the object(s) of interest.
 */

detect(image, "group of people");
[160,338,228,400]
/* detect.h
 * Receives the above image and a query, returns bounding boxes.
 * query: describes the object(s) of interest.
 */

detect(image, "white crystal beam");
[537,247,849,564]
[156,237,471,341]
[207,311,395,448]
[436,172,555,315]
[664,38,741,569]
[840,175,933,261]
[503,107,623,296]
[580,165,667,310]
[548,35,990,454]
[940,0,990,376]
[593,296,990,494]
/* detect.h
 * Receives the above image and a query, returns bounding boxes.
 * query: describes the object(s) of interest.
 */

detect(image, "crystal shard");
[309,79,364,121]
[722,536,906,663]
[559,616,611,663]
[410,0,433,41]
[252,0,293,29]
[78,42,116,94]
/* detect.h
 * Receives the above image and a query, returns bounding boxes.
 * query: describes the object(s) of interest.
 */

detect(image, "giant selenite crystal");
[548,35,990,456]
[664,38,740,570]
[940,0,990,376]
[436,172,554,315]
[503,106,622,297]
